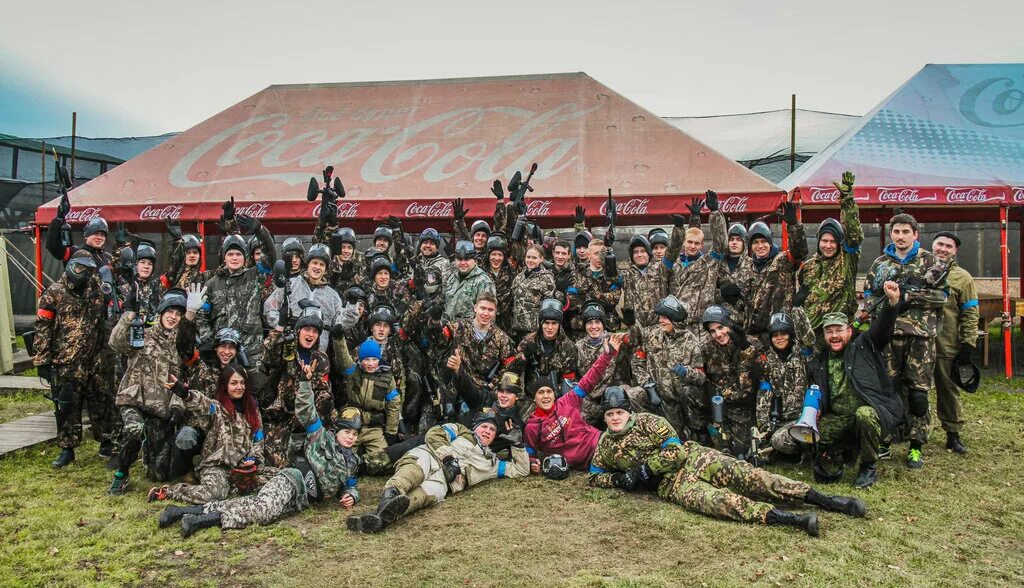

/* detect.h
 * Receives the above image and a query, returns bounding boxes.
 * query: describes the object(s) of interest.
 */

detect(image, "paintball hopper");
[273,259,288,288]
[58,164,73,192]
[307,166,345,202]
[711,395,724,424]
[788,385,822,445]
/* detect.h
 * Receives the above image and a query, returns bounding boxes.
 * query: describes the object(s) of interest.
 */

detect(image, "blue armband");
[385,389,400,402]
[345,476,357,488]
[253,429,265,442]
[497,460,508,478]
[589,464,606,474]
[842,242,861,254]
[526,447,537,456]
[566,287,578,296]
[306,418,323,434]
[442,424,458,441]
[572,384,586,398]
[208,404,217,415]
[201,301,212,313]
[344,365,356,376]
[710,251,723,261]
[661,436,682,449]
[759,381,772,391]
[961,299,978,310]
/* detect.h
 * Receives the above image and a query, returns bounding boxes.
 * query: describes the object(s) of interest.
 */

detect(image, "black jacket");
[807,300,906,437]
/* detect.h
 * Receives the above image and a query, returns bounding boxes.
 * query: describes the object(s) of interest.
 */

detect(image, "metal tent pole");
[1000,205,1011,378]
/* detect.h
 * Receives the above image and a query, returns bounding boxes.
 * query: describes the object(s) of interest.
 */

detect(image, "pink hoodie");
[525,350,614,470]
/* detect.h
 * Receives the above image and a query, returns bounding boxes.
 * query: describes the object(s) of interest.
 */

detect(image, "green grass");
[0,390,51,425]
[1,382,1023,587]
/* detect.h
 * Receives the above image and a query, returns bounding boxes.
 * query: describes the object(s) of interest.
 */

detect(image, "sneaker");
[109,472,130,496]
[906,448,924,469]
[877,444,891,460]
[853,463,878,488]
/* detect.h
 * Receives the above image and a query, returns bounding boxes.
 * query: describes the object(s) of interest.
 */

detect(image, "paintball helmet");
[221,234,249,258]
[135,242,157,263]
[305,243,331,265]
[628,235,652,261]
[817,218,845,247]
[83,217,109,238]
[813,457,844,484]
[952,358,981,393]
[486,232,508,255]
[538,298,564,325]
[418,228,441,248]
[367,303,397,327]
[542,454,570,480]
[64,252,97,290]
[344,286,368,307]
[330,227,357,257]
[180,234,202,253]
[653,295,687,324]
[701,305,733,331]
[601,386,632,414]
[422,267,443,295]
[747,222,772,247]
[214,327,242,348]
[336,407,363,431]
[497,372,524,396]
[282,237,304,256]
[768,312,795,337]
[369,255,394,278]
[580,301,608,327]
[574,231,594,252]
[727,223,748,243]
[471,408,498,431]
[453,240,476,260]
[647,228,670,249]
[373,225,393,246]
[469,220,491,238]
[157,288,188,315]
[294,299,323,332]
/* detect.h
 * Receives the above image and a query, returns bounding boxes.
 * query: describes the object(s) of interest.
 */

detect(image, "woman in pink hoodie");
[525,333,625,471]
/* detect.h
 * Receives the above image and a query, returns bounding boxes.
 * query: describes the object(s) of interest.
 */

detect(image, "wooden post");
[34,224,43,297]
[790,95,797,173]
[1001,205,1012,378]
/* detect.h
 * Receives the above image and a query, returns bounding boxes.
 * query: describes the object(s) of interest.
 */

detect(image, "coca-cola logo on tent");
[234,203,270,219]
[312,202,360,218]
[139,205,183,221]
[944,187,1000,204]
[877,187,935,203]
[719,196,749,214]
[66,208,102,222]
[599,198,650,216]
[1013,187,1024,203]
[959,75,1024,129]
[405,201,454,217]
[808,187,840,203]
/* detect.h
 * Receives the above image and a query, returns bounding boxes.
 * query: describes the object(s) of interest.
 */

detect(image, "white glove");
[337,303,361,330]
[186,284,208,313]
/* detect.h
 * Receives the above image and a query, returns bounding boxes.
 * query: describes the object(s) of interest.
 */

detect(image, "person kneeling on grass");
[158,360,361,537]
[587,388,867,537]
[525,333,624,472]
[347,410,529,534]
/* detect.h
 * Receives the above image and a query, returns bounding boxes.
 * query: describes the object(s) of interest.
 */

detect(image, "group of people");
[32,167,980,539]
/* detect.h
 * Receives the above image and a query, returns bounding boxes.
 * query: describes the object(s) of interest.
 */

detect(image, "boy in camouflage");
[588,388,866,537]
[336,338,401,456]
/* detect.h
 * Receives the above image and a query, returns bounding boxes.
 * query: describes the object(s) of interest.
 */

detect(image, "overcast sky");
[2,0,1021,138]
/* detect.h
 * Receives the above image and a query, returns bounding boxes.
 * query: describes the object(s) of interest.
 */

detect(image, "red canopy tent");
[781,63,1024,376]
[36,72,783,233]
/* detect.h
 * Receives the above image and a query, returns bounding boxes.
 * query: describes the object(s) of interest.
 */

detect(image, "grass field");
[1,381,1023,587]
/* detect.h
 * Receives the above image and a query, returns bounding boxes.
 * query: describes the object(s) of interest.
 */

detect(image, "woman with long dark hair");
[148,364,266,504]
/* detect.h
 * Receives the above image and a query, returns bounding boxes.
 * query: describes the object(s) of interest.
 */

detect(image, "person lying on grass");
[587,388,867,537]
[158,360,361,537]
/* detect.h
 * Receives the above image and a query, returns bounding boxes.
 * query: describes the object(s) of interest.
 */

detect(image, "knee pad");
[175,426,200,451]
[908,389,929,418]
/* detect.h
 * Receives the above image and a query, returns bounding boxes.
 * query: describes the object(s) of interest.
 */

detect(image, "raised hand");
[833,171,856,196]
[452,198,467,221]
[491,179,504,201]
[166,219,182,240]
[705,190,719,212]
[574,206,586,224]
[686,196,705,217]
[782,202,799,225]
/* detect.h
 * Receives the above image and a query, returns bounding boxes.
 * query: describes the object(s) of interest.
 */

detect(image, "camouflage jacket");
[110,312,195,418]
[163,237,216,290]
[744,222,808,335]
[510,267,556,334]
[118,277,164,323]
[629,324,705,404]
[575,335,629,403]
[180,388,265,470]
[798,194,864,330]
[509,331,581,391]
[865,241,948,338]
[700,335,760,406]
[486,264,516,331]
[753,308,815,433]
[622,261,671,328]
[574,266,623,331]
[366,280,408,316]
[447,319,515,390]
[256,330,333,426]
[295,380,361,502]
[413,252,454,285]
[329,253,367,294]
[443,265,495,322]
[33,277,106,377]
[187,358,222,397]
[936,261,979,357]
[264,273,344,351]
[588,412,683,487]
[719,253,755,294]
[336,341,401,435]
[670,210,728,328]
[199,266,268,360]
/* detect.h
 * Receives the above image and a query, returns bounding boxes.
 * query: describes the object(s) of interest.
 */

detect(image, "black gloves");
[166,219,182,241]
[114,223,132,247]
[635,463,661,490]
[36,364,52,383]
[671,213,689,227]
[621,308,636,327]
[56,194,71,220]
[337,261,356,282]
[441,456,462,484]
[612,469,639,491]
[705,190,719,212]
[169,407,186,428]
[574,206,586,224]
[720,283,743,306]
[123,285,139,313]
[169,379,189,399]
[221,198,236,221]
[792,287,809,308]
[453,198,467,221]
[427,303,444,321]
[523,341,539,360]
[491,180,504,201]
[385,432,401,446]
[686,197,705,217]
[731,325,749,350]
[604,252,618,278]
[955,347,974,365]
[783,202,798,225]
[235,214,260,236]
[386,215,403,231]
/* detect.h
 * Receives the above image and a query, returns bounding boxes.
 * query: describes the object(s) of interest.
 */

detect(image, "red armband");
[562,371,577,381]
[502,355,517,366]
[37,308,56,321]
[160,275,171,289]
[634,349,648,360]
[184,349,200,366]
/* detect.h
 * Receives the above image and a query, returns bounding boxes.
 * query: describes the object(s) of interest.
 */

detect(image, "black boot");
[853,462,878,489]
[946,432,967,455]
[180,511,221,538]
[804,488,867,518]
[765,509,819,537]
[381,486,402,501]
[347,513,384,534]
[98,439,115,458]
[51,448,75,468]
[159,504,204,528]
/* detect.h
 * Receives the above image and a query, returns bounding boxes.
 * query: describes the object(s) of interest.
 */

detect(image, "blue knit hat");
[358,339,382,361]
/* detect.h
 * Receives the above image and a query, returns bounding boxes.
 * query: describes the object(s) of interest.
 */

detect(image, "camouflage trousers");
[884,335,933,444]
[818,405,881,466]
[52,365,119,449]
[933,356,964,433]
[769,420,801,456]
[205,469,304,530]
[262,418,304,469]
[708,405,754,457]
[167,467,231,504]
[384,447,447,516]
[657,441,810,523]
[118,406,188,482]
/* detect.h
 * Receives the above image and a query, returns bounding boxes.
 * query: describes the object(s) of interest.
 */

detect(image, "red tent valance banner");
[37,73,784,230]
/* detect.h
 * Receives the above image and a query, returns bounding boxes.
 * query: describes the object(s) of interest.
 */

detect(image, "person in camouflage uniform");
[264,244,347,354]
[397,268,448,433]
[483,233,515,333]
[153,364,266,504]
[575,303,631,426]
[510,244,556,341]
[669,192,728,332]
[809,281,907,489]
[629,295,704,439]
[743,202,808,337]
[621,235,672,328]
[452,194,507,259]
[346,412,529,534]
[574,239,623,332]
[550,239,584,337]
[410,228,453,284]
[319,227,366,294]
[753,308,815,459]
[797,172,864,334]
[441,292,515,414]
[197,209,277,363]
[700,305,760,456]
[588,389,865,536]
[443,240,495,322]
[364,256,408,315]
[336,338,401,456]
[255,307,334,468]
[930,231,979,454]
[107,287,205,494]
[118,242,165,323]
[162,220,213,290]
[33,253,114,467]
[864,213,948,469]
[718,223,755,294]
[159,372,361,537]
[507,299,580,417]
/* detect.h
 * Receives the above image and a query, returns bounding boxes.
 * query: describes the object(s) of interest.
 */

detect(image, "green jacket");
[295,380,361,503]
[798,192,863,329]
[865,241,948,338]
[588,413,684,488]
[936,261,979,358]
